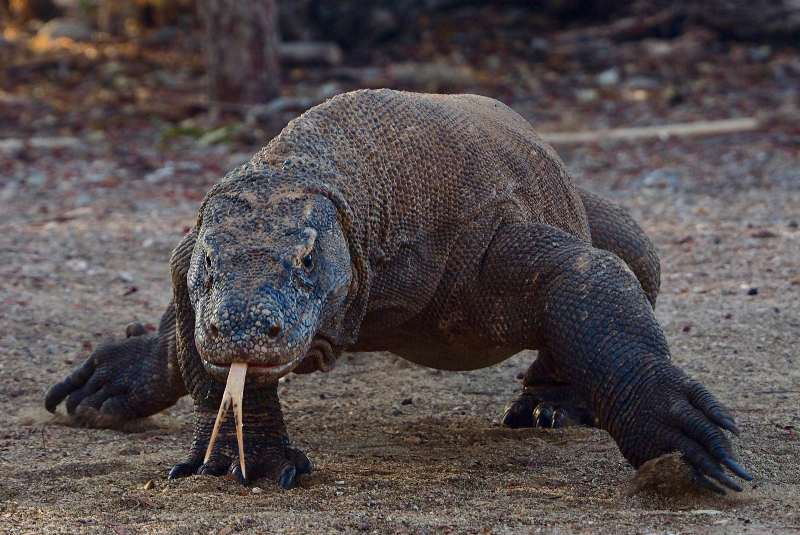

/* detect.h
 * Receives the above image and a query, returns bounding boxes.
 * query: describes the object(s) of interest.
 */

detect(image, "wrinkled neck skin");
[187,184,354,386]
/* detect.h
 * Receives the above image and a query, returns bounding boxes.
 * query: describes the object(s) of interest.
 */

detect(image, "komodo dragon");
[46,89,751,493]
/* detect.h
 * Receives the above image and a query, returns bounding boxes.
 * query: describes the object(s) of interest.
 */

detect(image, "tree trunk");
[199,0,280,104]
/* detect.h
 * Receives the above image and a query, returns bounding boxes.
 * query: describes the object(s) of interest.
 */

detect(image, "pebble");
[144,165,176,184]
[596,67,620,86]
[401,397,413,405]
[143,480,155,490]
[642,168,681,190]
[574,88,599,103]
[37,19,93,42]
[391,409,404,416]
[153,71,178,89]
[624,75,662,90]
[26,174,46,187]
[251,487,263,494]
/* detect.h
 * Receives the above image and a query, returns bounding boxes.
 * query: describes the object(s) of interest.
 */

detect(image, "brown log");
[690,0,800,39]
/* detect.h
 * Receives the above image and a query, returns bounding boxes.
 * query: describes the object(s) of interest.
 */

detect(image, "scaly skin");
[46,89,751,493]
[502,187,659,432]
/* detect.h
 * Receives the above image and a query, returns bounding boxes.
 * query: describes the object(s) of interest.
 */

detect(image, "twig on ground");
[540,118,760,144]
[0,137,81,152]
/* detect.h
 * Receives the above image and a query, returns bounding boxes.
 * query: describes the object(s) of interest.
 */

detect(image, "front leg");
[476,223,752,493]
[168,380,311,488]
[45,300,186,427]
[168,227,312,488]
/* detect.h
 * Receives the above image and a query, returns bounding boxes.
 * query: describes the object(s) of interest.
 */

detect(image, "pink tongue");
[204,361,248,479]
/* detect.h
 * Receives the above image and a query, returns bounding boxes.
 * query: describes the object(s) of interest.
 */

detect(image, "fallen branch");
[551,8,687,44]
[0,137,82,152]
[539,117,759,144]
[279,41,343,66]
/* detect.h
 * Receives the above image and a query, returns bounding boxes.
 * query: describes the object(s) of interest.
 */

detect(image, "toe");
[551,408,569,429]
[502,395,535,428]
[278,465,297,489]
[199,454,232,477]
[169,461,201,480]
[533,404,554,428]
[287,447,313,476]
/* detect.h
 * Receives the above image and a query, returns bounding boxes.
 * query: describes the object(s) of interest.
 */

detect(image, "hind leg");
[480,222,749,492]
[502,349,596,429]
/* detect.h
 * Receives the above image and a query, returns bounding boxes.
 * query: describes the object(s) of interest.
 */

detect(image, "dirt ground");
[2,15,800,535]
[1,126,798,534]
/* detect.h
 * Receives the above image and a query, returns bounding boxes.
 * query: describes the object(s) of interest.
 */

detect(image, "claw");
[689,467,726,494]
[169,462,200,480]
[708,467,743,492]
[719,418,740,436]
[278,465,296,489]
[722,458,753,481]
[231,464,249,486]
[551,408,568,429]
[533,405,554,428]
[287,447,313,476]
[205,362,248,480]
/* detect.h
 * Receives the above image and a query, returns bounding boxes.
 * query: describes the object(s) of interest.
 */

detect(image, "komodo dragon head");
[188,187,353,385]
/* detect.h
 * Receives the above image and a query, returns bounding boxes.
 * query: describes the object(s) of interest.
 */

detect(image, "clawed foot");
[502,384,596,429]
[169,382,311,489]
[45,324,180,426]
[616,366,753,494]
[169,440,312,488]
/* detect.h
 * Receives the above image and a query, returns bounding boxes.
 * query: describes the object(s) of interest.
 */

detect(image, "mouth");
[202,350,307,382]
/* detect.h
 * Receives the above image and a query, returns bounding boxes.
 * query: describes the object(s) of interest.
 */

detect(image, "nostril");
[267,325,281,339]
[208,322,221,339]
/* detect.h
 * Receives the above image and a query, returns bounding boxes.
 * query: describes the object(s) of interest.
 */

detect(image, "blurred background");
[2,0,799,208]
[2,0,799,160]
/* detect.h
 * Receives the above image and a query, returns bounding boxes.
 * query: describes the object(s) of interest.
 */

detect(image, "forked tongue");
[204,361,248,480]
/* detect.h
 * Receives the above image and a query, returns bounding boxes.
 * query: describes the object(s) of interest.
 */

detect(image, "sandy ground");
[1,122,799,534]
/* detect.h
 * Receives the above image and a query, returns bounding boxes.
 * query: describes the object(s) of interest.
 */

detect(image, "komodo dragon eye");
[302,252,314,272]
[203,252,213,291]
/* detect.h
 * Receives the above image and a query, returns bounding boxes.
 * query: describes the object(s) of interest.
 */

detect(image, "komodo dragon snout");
[189,190,352,383]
